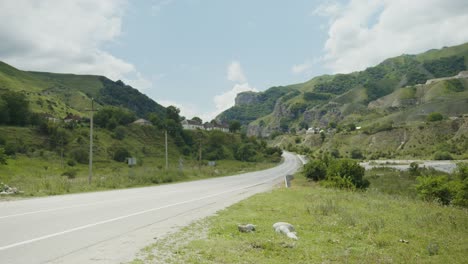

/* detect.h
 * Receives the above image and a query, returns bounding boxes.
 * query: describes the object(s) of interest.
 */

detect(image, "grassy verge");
[132,176,468,263]
[0,155,277,197]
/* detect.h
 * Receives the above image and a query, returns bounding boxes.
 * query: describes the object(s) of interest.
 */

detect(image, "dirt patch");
[133,220,210,263]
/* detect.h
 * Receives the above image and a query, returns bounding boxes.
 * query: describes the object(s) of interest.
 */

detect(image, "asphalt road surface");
[0,152,301,264]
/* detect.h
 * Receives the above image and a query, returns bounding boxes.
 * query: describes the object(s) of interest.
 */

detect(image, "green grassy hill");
[218,42,468,137]
[215,42,468,159]
[0,61,283,196]
[0,61,166,118]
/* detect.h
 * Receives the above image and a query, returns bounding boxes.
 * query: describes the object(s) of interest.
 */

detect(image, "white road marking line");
[0,190,185,220]
[0,177,278,251]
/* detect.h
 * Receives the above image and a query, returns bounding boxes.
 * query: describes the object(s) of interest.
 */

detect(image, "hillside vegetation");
[0,61,166,119]
[217,42,468,159]
[0,62,282,196]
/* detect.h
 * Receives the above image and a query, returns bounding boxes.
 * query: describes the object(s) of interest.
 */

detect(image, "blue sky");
[1,0,468,121]
[107,0,328,120]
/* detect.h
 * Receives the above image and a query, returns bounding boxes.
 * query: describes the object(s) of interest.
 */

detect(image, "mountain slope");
[0,62,166,118]
[218,42,468,136]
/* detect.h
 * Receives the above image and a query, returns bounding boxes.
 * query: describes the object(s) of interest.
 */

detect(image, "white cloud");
[312,1,343,20]
[291,61,313,75]
[316,0,468,73]
[214,61,257,118]
[175,61,257,121]
[151,0,174,14]
[214,83,257,114]
[227,61,247,83]
[158,99,218,123]
[159,99,201,119]
[0,0,152,91]
[166,82,257,122]
[123,72,152,90]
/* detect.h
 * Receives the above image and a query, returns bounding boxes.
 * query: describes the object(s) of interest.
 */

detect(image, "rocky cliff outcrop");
[247,124,275,137]
[235,91,259,106]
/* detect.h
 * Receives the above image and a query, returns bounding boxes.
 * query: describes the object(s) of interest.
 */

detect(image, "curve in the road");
[0,152,301,264]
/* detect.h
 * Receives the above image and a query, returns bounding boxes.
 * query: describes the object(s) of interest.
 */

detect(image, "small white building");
[181,119,204,130]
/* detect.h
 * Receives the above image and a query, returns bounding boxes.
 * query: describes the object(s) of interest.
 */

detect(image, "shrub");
[113,147,130,162]
[427,112,443,122]
[451,179,468,207]
[414,165,468,207]
[322,176,356,190]
[113,126,126,140]
[329,149,340,158]
[350,149,364,159]
[415,176,452,205]
[303,159,327,181]
[455,163,468,181]
[409,162,420,176]
[362,121,394,135]
[433,151,453,160]
[61,169,78,179]
[4,143,16,156]
[67,159,77,167]
[235,143,257,162]
[70,148,89,164]
[0,148,7,164]
[327,159,369,189]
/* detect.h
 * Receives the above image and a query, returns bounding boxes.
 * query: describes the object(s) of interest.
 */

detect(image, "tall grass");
[0,155,276,196]
[133,177,468,264]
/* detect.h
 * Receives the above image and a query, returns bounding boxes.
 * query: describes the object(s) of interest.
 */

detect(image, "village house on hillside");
[181,119,204,130]
[181,119,229,132]
[204,122,229,132]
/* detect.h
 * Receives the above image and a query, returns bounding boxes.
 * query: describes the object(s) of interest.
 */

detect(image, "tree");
[1,91,31,126]
[229,120,241,133]
[148,112,164,129]
[303,159,327,181]
[114,126,126,140]
[191,117,202,123]
[94,107,136,129]
[235,143,257,162]
[166,106,181,122]
[0,98,9,124]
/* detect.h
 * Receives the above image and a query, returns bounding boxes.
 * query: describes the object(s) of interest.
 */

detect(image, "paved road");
[0,152,301,264]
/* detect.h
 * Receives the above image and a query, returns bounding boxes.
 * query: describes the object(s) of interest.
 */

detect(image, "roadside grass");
[364,167,420,198]
[0,125,279,197]
[0,154,277,197]
[133,177,468,263]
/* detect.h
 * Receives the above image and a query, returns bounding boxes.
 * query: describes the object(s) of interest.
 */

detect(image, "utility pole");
[198,140,202,166]
[88,98,94,184]
[165,129,168,170]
